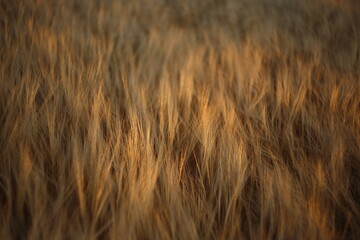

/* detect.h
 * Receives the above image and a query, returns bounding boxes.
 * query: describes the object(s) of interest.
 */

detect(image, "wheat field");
[0,0,360,239]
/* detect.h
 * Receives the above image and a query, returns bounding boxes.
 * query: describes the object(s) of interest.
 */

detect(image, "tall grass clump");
[0,0,359,239]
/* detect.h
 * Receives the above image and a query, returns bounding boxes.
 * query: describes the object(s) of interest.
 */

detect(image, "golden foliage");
[0,0,359,239]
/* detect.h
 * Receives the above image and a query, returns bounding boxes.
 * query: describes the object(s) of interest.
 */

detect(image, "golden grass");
[0,0,359,239]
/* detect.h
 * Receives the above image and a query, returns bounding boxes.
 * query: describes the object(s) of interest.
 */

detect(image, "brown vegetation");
[0,0,359,239]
